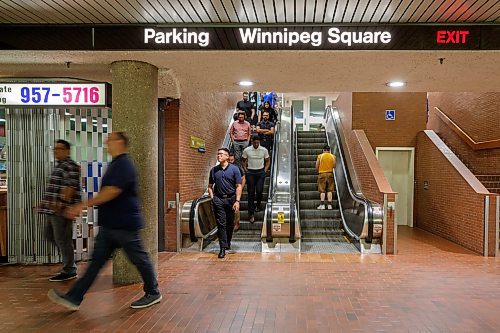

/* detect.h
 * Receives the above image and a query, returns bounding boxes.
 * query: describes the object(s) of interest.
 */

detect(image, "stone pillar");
[111,60,158,284]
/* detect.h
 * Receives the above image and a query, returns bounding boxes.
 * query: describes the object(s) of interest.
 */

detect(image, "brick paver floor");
[1,226,499,332]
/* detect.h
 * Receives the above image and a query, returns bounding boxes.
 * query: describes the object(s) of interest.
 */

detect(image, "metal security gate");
[6,108,63,264]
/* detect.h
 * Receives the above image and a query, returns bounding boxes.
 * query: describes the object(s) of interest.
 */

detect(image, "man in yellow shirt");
[315,145,336,210]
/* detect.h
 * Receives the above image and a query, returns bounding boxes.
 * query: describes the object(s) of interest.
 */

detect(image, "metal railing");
[325,106,383,243]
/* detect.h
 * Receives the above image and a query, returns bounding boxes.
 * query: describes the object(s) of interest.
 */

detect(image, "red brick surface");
[163,92,240,251]
[2,227,500,332]
[427,93,500,175]
[415,131,488,255]
[352,92,427,149]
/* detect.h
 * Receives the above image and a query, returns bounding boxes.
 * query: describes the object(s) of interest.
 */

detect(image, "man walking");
[316,145,337,210]
[230,111,251,166]
[242,136,270,223]
[228,152,246,232]
[208,148,242,258]
[48,132,161,311]
[39,139,81,282]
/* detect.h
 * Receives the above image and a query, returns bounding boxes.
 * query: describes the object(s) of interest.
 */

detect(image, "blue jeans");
[47,215,76,275]
[66,227,159,304]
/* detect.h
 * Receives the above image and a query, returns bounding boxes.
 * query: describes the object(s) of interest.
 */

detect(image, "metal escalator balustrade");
[324,106,383,253]
[262,106,301,252]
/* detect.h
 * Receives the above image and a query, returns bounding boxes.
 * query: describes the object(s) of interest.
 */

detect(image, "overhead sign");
[0,83,107,106]
[0,25,498,50]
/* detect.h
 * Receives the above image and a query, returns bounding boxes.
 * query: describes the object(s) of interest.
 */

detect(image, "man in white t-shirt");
[242,135,270,223]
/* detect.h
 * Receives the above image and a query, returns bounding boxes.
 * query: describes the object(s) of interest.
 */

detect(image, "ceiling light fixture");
[386,81,406,88]
[238,80,254,86]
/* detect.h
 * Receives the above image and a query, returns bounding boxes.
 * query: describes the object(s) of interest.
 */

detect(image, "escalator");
[294,106,383,253]
[181,115,275,252]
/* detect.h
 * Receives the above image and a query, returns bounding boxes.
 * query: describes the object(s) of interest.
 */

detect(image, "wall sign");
[385,110,396,121]
[0,25,498,51]
[0,83,108,106]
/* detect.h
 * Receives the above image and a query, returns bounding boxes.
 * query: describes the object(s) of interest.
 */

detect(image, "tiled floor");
[1,226,499,332]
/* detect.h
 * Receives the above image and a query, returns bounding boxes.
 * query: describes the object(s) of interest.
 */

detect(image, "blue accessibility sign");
[385,110,396,121]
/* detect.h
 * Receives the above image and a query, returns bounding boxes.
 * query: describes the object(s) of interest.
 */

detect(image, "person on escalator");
[230,112,251,167]
[242,135,270,223]
[229,153,246,233]
[316,145,336,210]
[257,101,277,123]
[256,110,275,155]
[208,148,243,259]
[236,92,256,124]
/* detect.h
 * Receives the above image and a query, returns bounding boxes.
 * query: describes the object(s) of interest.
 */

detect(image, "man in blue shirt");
[48,132,161,311]
[208,148,242,258]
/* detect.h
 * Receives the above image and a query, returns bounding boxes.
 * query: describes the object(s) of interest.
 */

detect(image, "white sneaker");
[317,204,325,210]
[327,205,333,210]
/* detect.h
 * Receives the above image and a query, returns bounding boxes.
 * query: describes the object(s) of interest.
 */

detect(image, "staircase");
[438,134,500,194]
[474,175,500,195]
[296,131,357,253]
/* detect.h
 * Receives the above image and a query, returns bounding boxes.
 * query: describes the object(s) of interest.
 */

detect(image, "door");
[287,95,326,131]
[376,148,414,227]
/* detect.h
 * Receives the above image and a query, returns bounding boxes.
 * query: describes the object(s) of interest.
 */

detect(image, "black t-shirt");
[236,100,255,119]
[260,107,277,123]
[257,120,275,141]
[98,153,143,230]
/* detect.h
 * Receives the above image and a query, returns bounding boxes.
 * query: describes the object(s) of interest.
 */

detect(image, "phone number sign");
[0,83,107,106]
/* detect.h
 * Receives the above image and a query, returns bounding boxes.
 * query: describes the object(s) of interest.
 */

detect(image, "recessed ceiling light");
[238,80,254,86]
[386,81,406,87]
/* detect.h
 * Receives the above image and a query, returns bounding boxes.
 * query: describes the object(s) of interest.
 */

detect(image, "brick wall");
[352,92,427,149]
[415,131,491,255]
[163,91,239,251]
[335,92,352,131]
[427,92,500,175]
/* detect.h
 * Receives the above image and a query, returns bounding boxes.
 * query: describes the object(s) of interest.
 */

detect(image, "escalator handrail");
[325,106,378,241]
[266,109,281,242]
[188,116,235,240]
[289,106,297,243]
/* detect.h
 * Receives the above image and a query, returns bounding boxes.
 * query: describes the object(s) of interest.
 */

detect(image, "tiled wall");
[63,107,112,260]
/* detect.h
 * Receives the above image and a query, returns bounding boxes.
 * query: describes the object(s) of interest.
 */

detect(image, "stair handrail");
[325,106,383,242]
[289,106,296,242]
[434,107,500,150]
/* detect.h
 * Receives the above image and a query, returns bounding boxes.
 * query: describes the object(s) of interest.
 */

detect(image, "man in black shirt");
[48,132,161,311]
[236,92,256,124]
[256,111,275,154]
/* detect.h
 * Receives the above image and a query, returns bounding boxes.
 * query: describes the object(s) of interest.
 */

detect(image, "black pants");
[246,169,266,215]
[212,196,235,249]
[65,227,159,304]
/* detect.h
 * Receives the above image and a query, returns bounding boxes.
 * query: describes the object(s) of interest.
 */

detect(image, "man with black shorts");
[208,148,242,258]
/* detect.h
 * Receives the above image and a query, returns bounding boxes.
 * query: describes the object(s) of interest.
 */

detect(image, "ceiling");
[0,0,498,24]
[0,1,499,94]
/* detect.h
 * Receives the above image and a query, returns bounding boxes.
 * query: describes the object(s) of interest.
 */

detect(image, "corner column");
[111,60,158,284]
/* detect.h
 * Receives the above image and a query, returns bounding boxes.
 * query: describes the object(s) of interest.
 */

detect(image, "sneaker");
[317,205,325,210]
[327,204,333,210]
[249,215,255,223]
[48,289,80,311]
[49,273,77,282]
[130,293,162,309]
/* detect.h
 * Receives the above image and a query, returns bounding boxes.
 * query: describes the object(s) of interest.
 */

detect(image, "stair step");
[297,131,326,138]
[296,138,328,143]
[298,143,327,149]
[300,209,341,219]
[301,219,343,228]
[300,200,339,209]
[299,191,338,200]
[299,183,321,191]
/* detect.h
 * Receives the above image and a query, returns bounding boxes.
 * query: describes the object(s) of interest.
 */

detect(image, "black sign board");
[0,25,498,50]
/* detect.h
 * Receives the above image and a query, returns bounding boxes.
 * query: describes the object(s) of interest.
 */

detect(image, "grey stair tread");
[299,183,321,191]
[300,201,339,209]
[301,227,344,234]
[299,191,338,200]
[297,138,328,143]
[298,143,327,149]
[300,242,358,254]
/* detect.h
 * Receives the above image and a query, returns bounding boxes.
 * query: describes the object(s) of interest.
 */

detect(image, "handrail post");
[175,192,181,252]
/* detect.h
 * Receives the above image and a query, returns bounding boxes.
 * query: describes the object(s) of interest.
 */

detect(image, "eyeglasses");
[52,147,67,151]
